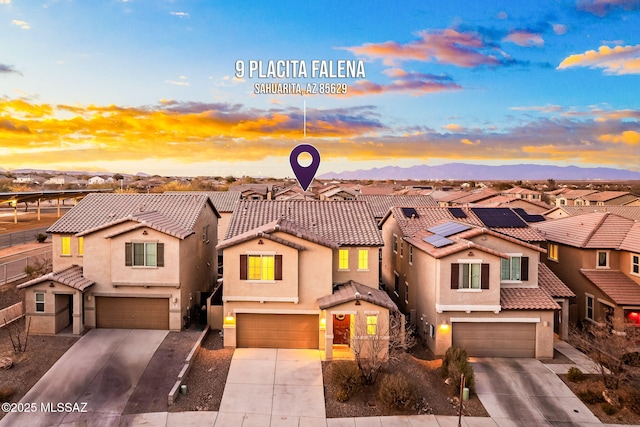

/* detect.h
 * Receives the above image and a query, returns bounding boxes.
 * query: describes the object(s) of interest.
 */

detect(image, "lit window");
[366,315,377,335]
[548,243,559,261]
[358,249,368,270]
[597,251,609,268]
[632,255,640,275]
[35,292,45,312]
[501,257,521,281]
[339,249,349,270]
[248,255,274,280]
[586,295,594,321]
[78,237,84,256]
[61,236,71,256]
[461,263,481,289]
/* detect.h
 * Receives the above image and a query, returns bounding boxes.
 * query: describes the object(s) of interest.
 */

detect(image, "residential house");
[13,175,46,185]
[501,186,543,202]
[274,185,316,200]
[217,200,396,360]
[379,206,573,358]
[437,188,498,207]
[477,195,551,214]
[18,193,220,335]
[535,212,640,330]
[319,187,358,201]
[356,195,437,222]
[576,191,639,207]
[228,183,274,200]
[46,175,76,186]
[88,176,106,185]
[554,190,598,207]
[544,206,640,221]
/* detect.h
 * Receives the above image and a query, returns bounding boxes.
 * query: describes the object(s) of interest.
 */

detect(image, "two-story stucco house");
[535,212,640,331]
[217,200,397,360]
[19,193,220,334]
[380,206,574,359]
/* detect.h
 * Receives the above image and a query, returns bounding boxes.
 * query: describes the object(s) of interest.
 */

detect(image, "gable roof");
[580,269,640,305]
[500,288,560,310]
[78,210,193,239]
[619,222,640,253]
[17,265,94,292]
[165,191,241,212]
[534,212,635,248]
[538,263,575,298]
[356,194,437,218]
[543,206,640,222]
[225,200,383,246]
[47,193,219,235]
[317,280,398,311]
[556,189,598,200]
[583,191,632,202]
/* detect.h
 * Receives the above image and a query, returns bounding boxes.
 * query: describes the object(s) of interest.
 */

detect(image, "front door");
[333,314,350,345]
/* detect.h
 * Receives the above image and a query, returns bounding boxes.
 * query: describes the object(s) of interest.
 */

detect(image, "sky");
[1,0,640,178]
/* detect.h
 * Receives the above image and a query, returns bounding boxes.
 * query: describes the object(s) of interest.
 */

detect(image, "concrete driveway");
[218,348,325,425]
[1,328,167,427]
[473,358,601,426]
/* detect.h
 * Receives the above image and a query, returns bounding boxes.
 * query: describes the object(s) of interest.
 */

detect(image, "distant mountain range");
[318,163,640,181]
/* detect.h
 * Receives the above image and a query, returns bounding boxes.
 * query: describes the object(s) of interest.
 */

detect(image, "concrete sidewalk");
[544,340,601,375]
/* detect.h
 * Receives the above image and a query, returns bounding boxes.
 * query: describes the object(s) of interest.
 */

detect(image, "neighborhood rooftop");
[47,193,219,235]
[225,200,384,246]
[534,212,636,249]
[355,194,437,218]
[164,190,241,212]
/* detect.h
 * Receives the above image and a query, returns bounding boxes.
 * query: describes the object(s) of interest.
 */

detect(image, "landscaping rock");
[0,357,13,370]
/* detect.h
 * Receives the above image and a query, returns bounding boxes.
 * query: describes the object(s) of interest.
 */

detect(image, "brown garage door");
[452,322,535,357]
[237,314,319,349]
[95,297,169,329]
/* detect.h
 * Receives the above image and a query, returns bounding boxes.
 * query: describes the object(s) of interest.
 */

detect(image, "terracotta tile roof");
[556,189,598,200]
[217,218,338,250]
[226,200,383,246]
[619,222,640,253]
[500,287,560,310]
[17,265,94,292]
[448,188,498,205]
[544,206,640,222]
[322,187,358,198]
[383,206,545,243]
[48,193,218,235]
[580,269,640,305]
[502,187,541,196]
[78,210,193,239]
[538,263,575,298]
[356,195,437,218]
[583,191,631,202]
[165,191,241,212]
[359,185,402,195]
[317,280,398,311]
[534,212,634,248]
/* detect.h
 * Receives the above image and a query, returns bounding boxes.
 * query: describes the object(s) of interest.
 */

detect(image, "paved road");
[473,357,601,426]
[0,329,167,427]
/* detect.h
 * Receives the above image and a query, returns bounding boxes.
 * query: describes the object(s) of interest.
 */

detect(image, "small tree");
[24,254,52,278]
[350,311,415,385]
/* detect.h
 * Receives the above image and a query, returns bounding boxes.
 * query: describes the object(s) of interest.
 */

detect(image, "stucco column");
[73,291,84,335]
[324,313,334,361]
[561,299,569,340]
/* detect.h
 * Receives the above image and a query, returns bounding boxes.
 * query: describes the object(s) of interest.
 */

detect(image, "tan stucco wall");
[332,246,379,287]
[23,282,83,335]
[218,212,233,240]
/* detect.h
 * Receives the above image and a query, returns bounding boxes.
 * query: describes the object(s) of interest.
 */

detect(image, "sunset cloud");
[577,0,640,16]
[558,44,640,75]
[11,19,30,29]
[344,69,461,97]
[504,30,544,47]
[342,29,514,68]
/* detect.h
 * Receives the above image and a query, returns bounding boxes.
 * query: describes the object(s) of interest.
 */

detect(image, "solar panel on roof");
[423,235,453,248]
[401,207,419,218]
[471,207,528,228]
[427,221,471,237]
[512,208,545,223]
[448,207,467,218]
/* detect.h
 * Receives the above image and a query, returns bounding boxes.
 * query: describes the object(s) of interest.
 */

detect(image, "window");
[366,315,377,335]
[409,245,413,264]
[77,237,84,256]
[35,292,45,312]
[394,272,399,295]
[400,242,404,258]
[451,263,489,290]
[392,234,398,253]
[586,294,594,321]
[125,242,164,267]
[339,249,349,270]
[632,254,640,275]
[596,251,609,269]
[202,225,210,243]
[61,236,71,256]
[249,254,274,280]
[358,249,368,270]
[404,282,409,304]
[500,256,528,281]
[239,254,282,281]
[548,243,559,261]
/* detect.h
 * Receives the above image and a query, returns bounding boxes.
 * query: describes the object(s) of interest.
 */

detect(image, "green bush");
[577,389,604,404]
[441,346,475,393]
[601,402,618,415]
[567,367,585,382]
[378,373,415,409]
[331,361,361,402]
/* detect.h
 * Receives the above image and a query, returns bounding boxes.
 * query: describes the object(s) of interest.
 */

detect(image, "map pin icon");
[290,144,321,192]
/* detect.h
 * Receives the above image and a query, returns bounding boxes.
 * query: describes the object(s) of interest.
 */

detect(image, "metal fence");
[0,227,50,249]
[0,252,52,285]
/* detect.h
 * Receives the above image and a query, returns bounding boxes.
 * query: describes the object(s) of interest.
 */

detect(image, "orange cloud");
[558,45,640,75]
[598,130,640,145]
[504,30,544,47]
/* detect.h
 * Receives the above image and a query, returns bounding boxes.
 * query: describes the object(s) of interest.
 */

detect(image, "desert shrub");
[331,361,361,402]
[567,367,585,382]
[36,233,47,243]
[622,352,640,367]
[628,390,640,416]
[441,346,475,393]
[0,386,15,402]
[601,402,618,415]
[378,373,415,409]
[577,389,604,404]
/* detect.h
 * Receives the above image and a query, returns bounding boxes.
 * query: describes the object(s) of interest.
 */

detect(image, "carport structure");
[0,189,112,223]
